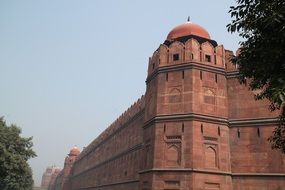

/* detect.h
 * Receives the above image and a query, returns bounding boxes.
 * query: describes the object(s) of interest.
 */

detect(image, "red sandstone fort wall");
[47,21,285,190]
[69,96,145,189]
[230,125,285,173]
[232,177,285,190]
[227,78,278,119]
[226,51,285,189]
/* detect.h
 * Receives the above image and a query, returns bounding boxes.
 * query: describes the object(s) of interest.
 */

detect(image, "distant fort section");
[41,165,61,189]
[45,21,285,190]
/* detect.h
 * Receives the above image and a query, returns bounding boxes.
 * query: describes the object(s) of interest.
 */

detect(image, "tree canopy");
[227,0,285,152]
[0,117,37,190]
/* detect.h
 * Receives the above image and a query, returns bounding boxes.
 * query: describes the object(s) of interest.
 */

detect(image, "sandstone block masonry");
[47,21,285,190]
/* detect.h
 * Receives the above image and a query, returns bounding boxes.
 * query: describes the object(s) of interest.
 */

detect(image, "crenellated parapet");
[76,95,145,161]
[51,20,285,190]
[147,38,226,77]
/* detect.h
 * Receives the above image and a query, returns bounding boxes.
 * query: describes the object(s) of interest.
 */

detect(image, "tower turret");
[141,20,231,190]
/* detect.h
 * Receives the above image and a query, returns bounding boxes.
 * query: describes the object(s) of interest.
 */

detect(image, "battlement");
[76,95,145,161]
[47,20,285,190]
[147,38,226,76]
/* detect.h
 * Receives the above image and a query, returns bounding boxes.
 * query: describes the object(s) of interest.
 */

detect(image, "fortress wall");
[191,69,228,118]
[227,76,279,120]
[230,125,285,173]
[191,121,231,172]
[232,176,285,190]
[70,96,145,189]
[228,74,285,187]
[151,172,193,190]
[45,21,285,190]
[54,172,63,190]
[192,173,232,190]
[48,171,62,190]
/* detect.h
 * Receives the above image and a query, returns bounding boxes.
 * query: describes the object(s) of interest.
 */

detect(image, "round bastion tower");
[47,146,81,190]
[46,19,285,190]
[62,146,81,190]
[141,19,232,190]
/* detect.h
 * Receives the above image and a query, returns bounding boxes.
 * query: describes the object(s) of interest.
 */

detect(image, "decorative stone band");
[146,61,242,84]
[143,113,280,129]
[229,117,280,127]
[227,71,240,78]
[146,61,226,83]
[139,168,231,176]
[72,179,139,190]
[139,168,285,177]
[232,173,285,177]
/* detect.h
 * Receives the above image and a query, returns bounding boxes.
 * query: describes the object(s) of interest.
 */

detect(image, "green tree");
[0,117,37,190]
[227,0,285,152]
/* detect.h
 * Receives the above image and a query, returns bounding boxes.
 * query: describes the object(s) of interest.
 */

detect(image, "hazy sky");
[0,0,241,186]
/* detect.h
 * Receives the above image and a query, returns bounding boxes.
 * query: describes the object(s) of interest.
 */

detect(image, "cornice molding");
[226,71,240,78]
[143,113,279,129]
[146,61,226,83]
[232,173,285,177]
[143,113,228,128]
[139,168,231,176]
[229,117,279,126]
[146,62,240,83]
[73,179,139,190]
[139,168,285,177]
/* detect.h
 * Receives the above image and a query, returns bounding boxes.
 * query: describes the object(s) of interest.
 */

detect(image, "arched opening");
[168,88,182,103]
[205,146,217,168]
[166,145,180,167]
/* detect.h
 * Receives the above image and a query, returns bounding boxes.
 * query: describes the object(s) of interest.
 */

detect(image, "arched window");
[205,146,217,168]
[168,88,182,103]
[166,145,180,167]
[204,89,216,105]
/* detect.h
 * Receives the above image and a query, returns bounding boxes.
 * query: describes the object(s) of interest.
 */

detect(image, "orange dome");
[167,21,210,40]
[69,146,80,156]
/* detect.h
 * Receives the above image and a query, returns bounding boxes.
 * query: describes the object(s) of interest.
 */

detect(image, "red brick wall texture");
[48,22,285,190]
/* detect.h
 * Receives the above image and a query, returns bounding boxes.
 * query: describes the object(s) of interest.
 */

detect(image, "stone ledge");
[74,179,139,190]
[139,168,231,176]
[146,61,227,83]
[143,113,279,129]
[139,168,285,177]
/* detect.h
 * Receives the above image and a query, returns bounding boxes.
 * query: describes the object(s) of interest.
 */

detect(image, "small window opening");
[215,74,218,83]
[218,126,221,136]
[205,54,211,62]
[166,72,168,81]
[201,124,204,134]
[173,54,179,61]
[191,53,194,60]
[257,128,260,137]
[182,123,184,133]
[238,128,240,138]
[182,70,185,79]
[200,71,203,80]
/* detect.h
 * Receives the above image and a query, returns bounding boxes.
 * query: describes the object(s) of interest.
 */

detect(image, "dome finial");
[187,16,190,22]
